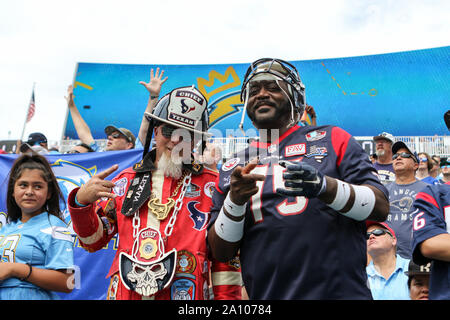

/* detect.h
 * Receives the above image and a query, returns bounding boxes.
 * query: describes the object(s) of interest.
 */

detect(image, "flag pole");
[20,82,36,141]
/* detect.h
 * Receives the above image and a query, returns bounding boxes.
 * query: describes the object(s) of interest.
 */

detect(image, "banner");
[0,149,143,300]
[65,46,450,140]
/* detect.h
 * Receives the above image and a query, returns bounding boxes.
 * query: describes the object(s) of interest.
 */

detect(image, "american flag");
[26,89,35,122]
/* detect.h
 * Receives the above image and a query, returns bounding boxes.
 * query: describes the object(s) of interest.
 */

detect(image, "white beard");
[158,151,183,179]
[375,149,385,157]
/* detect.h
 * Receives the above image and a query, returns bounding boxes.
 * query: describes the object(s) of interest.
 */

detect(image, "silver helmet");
[239,58,306,131]
[145,85,210,135]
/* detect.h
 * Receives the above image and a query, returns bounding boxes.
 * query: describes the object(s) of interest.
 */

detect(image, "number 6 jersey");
[208,124,388,299]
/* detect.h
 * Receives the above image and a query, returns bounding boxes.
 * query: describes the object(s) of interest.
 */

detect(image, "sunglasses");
[366,228,392,240]
[108,132,132,142]
[392,152,415,161]
[66,150,81,154]
[160,125,194,141]
[419,157,428,162]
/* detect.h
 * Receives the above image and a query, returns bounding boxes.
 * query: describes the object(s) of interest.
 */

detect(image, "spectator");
[372,132,396,185]
[67,85,241,300]
[366,221,410,300]
[369,153,378,164]
[300,104,317,126]
[199,142,222,172]
[138,67,168,147]
[65,85,137,152]
[385,141,427,258]
[0,154,74,299]
[207,58,389,299]
[438,157,450,183]
[430,155,441,179]
[17,132,49,155]
[405,260,430,300]
[411,182,450,299]
[66,142,95,154]
[416,152,439,185]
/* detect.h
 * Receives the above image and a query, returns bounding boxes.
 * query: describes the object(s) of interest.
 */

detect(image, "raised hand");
[64,85,75,107]
[139,67,168,97]
[76,164,119,205]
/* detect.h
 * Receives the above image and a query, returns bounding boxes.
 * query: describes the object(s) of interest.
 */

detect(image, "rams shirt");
[209,124,388,299]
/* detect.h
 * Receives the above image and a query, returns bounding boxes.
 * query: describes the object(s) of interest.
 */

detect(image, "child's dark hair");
[6,154,65,223]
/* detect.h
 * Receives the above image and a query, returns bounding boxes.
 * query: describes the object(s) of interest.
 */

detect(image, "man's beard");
[375,149,385,157]
[158,151,183,179]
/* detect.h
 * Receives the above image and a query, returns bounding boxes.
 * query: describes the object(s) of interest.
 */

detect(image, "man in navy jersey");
[207,58,389,299]
[411,182,450,299]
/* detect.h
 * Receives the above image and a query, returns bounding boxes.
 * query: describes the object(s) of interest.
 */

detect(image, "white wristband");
[223,193,246,217]
[327,180,351,211]
[343,185,375,221]
[214,207,245,243]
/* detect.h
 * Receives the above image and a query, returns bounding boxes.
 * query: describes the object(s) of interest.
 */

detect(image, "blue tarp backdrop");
[65,46,450,140]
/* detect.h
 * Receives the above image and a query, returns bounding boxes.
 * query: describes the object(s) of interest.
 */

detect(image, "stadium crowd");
[0,61,449,301]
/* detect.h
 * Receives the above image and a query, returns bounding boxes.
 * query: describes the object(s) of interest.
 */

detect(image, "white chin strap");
[239,75,297,133]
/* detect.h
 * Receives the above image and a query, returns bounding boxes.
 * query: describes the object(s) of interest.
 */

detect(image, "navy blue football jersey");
[209,124,388,299]
[412,182,450,300]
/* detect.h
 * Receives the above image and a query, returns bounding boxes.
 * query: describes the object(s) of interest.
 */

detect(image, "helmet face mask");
[239,58,306,130]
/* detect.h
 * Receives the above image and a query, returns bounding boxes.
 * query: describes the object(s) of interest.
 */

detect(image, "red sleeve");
[211,255,243,300]
[68,187,117,252]
[331,126,351,167]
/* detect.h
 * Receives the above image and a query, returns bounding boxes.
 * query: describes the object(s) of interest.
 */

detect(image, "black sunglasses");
[392,152,415,162]
[366,228,392,240]
[160,125,193,140]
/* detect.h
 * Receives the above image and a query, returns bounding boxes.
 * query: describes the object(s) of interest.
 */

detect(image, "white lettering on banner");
[285,143,306,157]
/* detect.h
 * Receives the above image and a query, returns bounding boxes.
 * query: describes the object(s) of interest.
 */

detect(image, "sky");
[0,0,448,146]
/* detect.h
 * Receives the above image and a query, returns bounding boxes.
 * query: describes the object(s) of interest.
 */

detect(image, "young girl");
[0,154,74,300]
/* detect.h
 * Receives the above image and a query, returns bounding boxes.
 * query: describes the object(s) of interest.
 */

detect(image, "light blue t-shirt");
[366,255,410,300]
[0,213,74,300]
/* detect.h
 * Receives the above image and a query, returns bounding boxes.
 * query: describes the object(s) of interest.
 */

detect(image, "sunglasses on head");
[392,152,415,161]
[366,228,392,240]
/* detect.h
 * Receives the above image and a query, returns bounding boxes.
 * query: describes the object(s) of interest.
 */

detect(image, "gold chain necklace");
[148,171,188,220]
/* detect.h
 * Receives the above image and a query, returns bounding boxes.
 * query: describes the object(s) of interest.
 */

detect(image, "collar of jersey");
[250,124,302,149]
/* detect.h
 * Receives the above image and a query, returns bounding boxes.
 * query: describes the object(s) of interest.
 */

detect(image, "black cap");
[392,141,419,163]
[405,261,431,276]
[440,157,450,167]
[26,132,47,146]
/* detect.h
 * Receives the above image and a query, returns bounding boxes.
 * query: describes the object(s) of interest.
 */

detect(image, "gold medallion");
[148,197,175,220]
[139,238,158,260]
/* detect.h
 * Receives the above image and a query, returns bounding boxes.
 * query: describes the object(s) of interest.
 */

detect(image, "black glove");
[276,160,325,198]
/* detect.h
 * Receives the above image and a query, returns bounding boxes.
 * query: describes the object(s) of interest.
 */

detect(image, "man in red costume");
[68,86,242,300]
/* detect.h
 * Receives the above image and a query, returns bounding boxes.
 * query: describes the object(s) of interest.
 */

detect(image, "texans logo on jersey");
[187,201,209,231]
